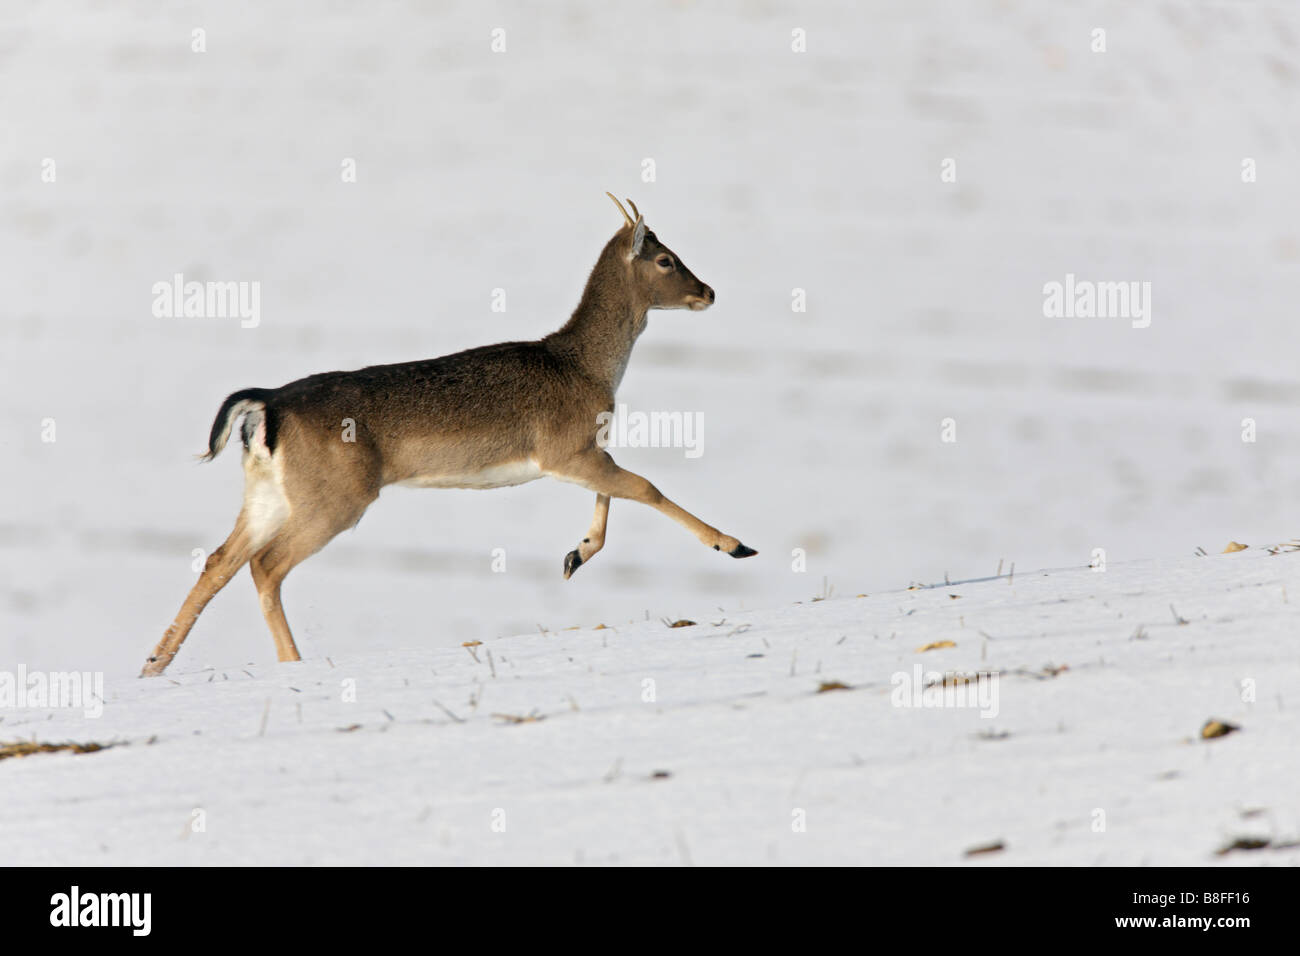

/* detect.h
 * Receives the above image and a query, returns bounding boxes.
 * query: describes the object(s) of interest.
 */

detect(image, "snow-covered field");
[2,2,1299,865]
[3,547,1298,865]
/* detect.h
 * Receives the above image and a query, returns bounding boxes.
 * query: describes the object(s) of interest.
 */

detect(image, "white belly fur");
[399,458,544,490]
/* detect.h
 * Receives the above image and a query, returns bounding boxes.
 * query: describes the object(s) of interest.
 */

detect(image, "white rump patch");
[241,420,290,550]
[399,459,543,490]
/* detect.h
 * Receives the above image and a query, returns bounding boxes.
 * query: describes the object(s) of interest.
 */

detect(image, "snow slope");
[2,547,1297,866]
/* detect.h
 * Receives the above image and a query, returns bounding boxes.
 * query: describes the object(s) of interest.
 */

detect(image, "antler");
[605,192,635,228]
[625,198,640,221]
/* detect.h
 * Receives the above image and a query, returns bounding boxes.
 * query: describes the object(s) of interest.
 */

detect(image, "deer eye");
[656,256,674,270]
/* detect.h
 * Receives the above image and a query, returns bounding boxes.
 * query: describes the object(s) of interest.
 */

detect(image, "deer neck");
[549,252,649,392]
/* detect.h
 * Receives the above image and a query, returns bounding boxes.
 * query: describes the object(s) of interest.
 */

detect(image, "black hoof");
[729,544,758,558]
[563,549,583,579]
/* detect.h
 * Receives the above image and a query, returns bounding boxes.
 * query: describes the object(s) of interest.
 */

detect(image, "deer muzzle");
[686,285,715,311]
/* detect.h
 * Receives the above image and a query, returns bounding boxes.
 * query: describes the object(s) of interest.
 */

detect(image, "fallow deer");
[141,195,757,676]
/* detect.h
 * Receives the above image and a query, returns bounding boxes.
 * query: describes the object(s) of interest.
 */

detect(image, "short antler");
[605,191,635,228]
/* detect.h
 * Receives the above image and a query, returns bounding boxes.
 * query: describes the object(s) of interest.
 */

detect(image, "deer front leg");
[552,450,756,560]
[564,493,610,579]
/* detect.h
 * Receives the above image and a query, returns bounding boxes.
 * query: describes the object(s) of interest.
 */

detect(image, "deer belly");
[398,458,544,490]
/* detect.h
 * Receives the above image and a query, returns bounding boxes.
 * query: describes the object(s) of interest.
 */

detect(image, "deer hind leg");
[563,493,610,579]
[552,450,756,562]
[249,542,300,663]
[247,469,379,663]
[142,424,290,677]
[247,505,366,664]
[141,516,263,677]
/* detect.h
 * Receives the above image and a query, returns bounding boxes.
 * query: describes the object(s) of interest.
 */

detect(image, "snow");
[3,2,1300,864]
[2,547,1297,865]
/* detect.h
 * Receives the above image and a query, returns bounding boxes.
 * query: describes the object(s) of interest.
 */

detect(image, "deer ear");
[628,216,646,259]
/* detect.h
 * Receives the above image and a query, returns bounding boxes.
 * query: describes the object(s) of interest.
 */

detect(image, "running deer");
[141,195,757,676]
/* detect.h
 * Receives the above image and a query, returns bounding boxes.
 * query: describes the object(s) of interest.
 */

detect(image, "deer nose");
[686,285,715,311]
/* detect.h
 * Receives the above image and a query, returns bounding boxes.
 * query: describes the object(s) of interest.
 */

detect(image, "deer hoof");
[729,544,758,558]
[139,656,167,678]
[563,549,584,579]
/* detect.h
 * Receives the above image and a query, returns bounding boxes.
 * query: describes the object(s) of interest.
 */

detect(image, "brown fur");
[142,202,755,676]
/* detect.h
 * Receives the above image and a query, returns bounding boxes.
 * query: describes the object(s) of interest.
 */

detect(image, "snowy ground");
[2,2,1299,864]
[2,547,1297,865]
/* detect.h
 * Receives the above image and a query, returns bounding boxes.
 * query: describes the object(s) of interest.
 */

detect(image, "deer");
[141,195,757,676]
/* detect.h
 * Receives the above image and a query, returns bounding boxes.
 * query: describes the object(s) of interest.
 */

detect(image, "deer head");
[606,193,715,312]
